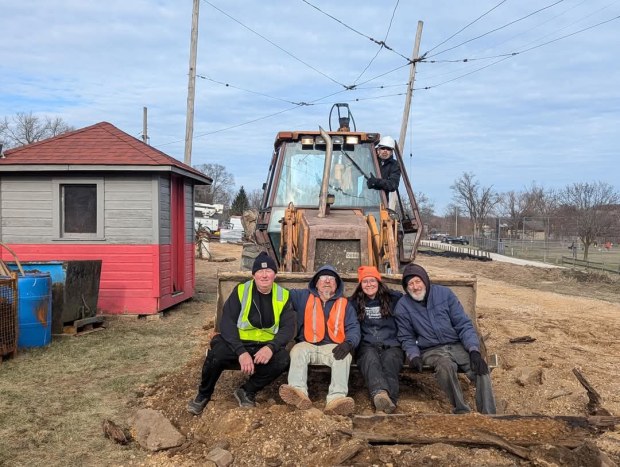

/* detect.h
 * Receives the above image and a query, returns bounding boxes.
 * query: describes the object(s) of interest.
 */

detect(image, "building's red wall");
[1,243,195,315]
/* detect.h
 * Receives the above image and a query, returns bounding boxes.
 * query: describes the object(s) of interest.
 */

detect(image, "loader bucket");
[216,272,478,331]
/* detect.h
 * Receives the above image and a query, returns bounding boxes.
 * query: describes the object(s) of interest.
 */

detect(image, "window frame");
[52,177,105,240]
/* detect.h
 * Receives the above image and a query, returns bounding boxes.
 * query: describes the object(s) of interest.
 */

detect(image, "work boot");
[324,397,355,416]
[187,395,209,415]
[279,384,312,410]
[233,387,256,408]
[373,390,396,414]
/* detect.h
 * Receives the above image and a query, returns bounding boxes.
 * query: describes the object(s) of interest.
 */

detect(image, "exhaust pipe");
[317,126,332,218]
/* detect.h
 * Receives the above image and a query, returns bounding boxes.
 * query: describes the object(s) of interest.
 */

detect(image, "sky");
[1,0,619,214]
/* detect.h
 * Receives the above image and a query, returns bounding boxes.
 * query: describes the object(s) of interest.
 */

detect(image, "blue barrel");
[17,272,52,348]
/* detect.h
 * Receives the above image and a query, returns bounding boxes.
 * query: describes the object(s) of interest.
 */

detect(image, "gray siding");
[158,175,171,245]
[0,178,54,243]
[0,174,157,244]
[185,181,194,243]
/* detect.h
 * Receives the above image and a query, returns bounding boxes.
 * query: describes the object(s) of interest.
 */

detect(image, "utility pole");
[397,21,423,157]
[142,107,148,144]
[184,0,200,165]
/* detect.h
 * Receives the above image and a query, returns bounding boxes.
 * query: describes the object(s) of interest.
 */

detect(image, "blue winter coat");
[394,284,480,360]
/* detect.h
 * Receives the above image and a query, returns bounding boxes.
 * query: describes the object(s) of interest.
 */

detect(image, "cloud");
[1,0,618,214]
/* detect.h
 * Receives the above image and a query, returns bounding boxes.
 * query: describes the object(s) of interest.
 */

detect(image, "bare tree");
[415,191,435,220]
[450,172,500,237]
[193,163,235,206]
[556,181,620,260]
[498,182,556,235]
[0,112,74,148]
[247,188,264,211]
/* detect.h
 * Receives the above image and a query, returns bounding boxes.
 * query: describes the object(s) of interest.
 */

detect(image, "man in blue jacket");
[279,265,361,415]
[394,263,496,414]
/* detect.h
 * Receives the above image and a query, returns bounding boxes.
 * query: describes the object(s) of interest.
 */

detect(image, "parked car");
[441,236,469,245]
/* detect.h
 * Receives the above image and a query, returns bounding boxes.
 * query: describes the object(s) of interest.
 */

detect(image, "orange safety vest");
[303,295,348,344]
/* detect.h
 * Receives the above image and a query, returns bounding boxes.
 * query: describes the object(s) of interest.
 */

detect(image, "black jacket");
[219,281,296,356]
[368,157,401,199]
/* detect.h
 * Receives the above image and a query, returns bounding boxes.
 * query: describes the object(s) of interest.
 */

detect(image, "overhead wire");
[425,0,509,54]
[202,0,348,88]
[197,74,309,106]
[300,0,411,62]
[426,0,565,58]
[421,13,620,64]
[351,0,400,84]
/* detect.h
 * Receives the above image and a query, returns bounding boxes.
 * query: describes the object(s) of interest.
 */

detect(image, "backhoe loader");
[216,105,485,342]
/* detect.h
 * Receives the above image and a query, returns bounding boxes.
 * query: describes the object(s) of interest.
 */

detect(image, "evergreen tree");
[230,186,249,215]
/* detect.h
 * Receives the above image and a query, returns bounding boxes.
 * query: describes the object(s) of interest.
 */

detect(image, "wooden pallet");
[57,316,106,337]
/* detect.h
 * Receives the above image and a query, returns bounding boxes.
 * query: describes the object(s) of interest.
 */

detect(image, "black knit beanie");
[252,252,278,274]
[401,263,430,292]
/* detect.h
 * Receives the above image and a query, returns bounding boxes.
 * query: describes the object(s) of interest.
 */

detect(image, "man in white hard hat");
[366,135,401,201]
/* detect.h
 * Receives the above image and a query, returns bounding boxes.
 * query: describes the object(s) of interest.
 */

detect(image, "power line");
[352,0,400,84]
[422,13,620,64]
[197,74,309,106]
[203,0,348,88]
[426,0,565,59]
[301,0,411,62]
[426,0,509,54]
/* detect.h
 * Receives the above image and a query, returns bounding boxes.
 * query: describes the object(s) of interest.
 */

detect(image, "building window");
[53,178,104,240]
[63,184,97,233]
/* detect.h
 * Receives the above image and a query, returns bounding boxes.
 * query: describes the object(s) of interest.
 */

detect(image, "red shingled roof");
[0,121,210,181]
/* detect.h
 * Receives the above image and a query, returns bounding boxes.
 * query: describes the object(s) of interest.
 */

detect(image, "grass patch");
[0,298,207,467]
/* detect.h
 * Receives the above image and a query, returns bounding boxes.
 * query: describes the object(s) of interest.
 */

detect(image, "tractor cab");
[251,104,422,272]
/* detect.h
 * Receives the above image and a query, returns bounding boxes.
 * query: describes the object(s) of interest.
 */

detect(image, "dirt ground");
[140,242,620,466]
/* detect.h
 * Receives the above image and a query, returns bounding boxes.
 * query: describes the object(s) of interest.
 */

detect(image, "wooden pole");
[397,21,423,157]
[142,107,148,144]
[184,0,200,165]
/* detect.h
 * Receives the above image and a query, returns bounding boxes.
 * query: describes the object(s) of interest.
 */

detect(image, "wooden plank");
[349,413,620,449]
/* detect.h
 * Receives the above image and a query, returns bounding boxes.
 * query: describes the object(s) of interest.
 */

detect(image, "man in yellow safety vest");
[187,252,296,415]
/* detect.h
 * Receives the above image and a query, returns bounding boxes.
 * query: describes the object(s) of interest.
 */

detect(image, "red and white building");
[0,122,211,315]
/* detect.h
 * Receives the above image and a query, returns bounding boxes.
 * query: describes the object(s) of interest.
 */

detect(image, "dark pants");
[197,335,290,400]
[421,343,496,414]
[356,343,404,403]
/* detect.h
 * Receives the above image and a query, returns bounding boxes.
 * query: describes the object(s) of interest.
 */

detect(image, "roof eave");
[0,164,212,185]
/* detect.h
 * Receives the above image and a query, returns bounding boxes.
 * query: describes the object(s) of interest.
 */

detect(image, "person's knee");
[289,343,309,364]
[433,357,457,376]
[272,351,291,371]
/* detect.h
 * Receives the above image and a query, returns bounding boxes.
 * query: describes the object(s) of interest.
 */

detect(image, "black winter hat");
[252,252,278,274]
[401,263,430,292]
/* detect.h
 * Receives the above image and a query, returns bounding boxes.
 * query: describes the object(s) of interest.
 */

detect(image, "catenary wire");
[203,0,348,88]
[300,0,411,63]
[425,0,510,54]
[352,0,400,84]
[426,0,565,59]
[422,13,620,63]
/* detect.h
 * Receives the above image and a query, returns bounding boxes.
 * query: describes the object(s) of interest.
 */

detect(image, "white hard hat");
[375,135,396,150]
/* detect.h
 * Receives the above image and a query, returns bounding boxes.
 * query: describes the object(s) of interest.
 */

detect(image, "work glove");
[406,355,423,372]
[469,350,489,375]
[332,342,353,360]
[366,176,378,189]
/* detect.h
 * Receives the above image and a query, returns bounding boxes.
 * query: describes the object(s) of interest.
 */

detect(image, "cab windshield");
[273,142,381,209]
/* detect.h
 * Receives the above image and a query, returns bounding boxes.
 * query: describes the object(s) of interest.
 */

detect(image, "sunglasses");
[378,147,393,151]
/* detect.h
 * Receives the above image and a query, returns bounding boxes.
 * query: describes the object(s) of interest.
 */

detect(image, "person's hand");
[469,351,489,375]
[253,345,273,365]
[332,342,353,360]
[406,355,423,372]
[366,176,378,189]
[238,352,255,375]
